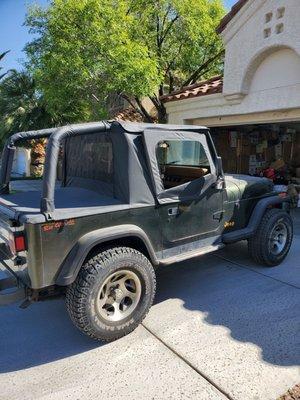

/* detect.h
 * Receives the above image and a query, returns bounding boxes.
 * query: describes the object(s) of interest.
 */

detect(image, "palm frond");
[0,50,10,61]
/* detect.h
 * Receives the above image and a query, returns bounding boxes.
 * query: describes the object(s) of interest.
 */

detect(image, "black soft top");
[0,121,212,223]
[115,121,208,133]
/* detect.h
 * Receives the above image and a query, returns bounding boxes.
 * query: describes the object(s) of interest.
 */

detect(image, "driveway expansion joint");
[142,323,235,400]
[214,254,300,290]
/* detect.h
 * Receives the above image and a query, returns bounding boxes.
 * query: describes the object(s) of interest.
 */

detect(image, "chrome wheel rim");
[269,222,288,255]
[96,270,142,322]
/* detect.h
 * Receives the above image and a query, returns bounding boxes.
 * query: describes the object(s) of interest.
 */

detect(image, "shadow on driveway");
[0,298,102,373]
[0,212,299,374]
[153,249,300,368]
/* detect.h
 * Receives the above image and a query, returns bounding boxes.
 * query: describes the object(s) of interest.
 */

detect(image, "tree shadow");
[153,250,300,368]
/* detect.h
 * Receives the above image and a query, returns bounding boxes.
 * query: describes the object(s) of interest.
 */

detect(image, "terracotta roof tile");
[160,75,223,103]
[112,107,145,122]
[216,0,249,34]
[112,107,158,123]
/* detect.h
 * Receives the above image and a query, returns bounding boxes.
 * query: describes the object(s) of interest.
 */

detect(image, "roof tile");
[216,0,249,34]
[160,75,223,103]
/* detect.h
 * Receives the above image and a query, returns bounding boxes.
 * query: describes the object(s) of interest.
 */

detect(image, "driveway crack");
[142,323,235,400]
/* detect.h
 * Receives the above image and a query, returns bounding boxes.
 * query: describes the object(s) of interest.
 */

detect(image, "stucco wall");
[249,48,300,92]
[166,0,300,125]
[222,0,300,96]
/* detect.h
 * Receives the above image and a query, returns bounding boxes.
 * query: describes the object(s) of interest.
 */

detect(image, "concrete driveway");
[0,211,299,400]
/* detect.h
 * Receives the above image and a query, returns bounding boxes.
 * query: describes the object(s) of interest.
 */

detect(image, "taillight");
[14,234,26,252]
[278,192,287,198]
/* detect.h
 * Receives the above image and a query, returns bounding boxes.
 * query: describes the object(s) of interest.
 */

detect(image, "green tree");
[0,69,59,145]
[25,0,225,122]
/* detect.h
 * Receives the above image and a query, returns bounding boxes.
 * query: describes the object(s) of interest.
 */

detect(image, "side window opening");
[65,133,113,183]
[156,139,211,189]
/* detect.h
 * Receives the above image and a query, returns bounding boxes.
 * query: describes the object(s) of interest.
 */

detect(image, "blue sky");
[0,0,236,71]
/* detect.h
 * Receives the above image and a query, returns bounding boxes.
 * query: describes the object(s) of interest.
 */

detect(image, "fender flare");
[55,224,159,286]
[222,195,290,244]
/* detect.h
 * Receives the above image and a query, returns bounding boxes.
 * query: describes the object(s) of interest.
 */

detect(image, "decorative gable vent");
[276,23,284,34]
[263,6,285,39]
[276,7,285,19]
[264,27,271,38]
[265,12,273,23]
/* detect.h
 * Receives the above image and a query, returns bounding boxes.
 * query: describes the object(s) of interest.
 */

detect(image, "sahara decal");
[42,219,75,232]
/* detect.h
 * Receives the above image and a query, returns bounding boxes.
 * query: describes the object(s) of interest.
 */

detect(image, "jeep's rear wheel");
[248,208,293,266]
[66,247,156,341]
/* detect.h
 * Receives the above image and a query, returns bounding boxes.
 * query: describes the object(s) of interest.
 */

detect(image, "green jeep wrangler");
[0,121,293,341]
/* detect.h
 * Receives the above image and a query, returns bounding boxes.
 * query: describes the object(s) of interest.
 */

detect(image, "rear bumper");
[0,254,28,306]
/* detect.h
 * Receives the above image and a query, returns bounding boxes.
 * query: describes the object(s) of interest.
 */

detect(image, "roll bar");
[40,121,110,218]
[0,121,110,219]
[0,128,56,194]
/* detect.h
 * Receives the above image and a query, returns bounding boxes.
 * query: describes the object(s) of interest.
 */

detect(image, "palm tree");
[0,69,58,145]
[0,50,10,80]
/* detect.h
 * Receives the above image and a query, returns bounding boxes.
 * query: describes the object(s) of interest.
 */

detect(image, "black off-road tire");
[66,247,156,342]
[248,208,293,267]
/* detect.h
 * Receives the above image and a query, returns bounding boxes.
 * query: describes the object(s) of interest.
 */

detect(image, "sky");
[0,0,236,71]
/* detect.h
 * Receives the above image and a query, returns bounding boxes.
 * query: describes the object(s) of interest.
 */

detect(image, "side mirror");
[216,156,224,178]
[214,156,225,190]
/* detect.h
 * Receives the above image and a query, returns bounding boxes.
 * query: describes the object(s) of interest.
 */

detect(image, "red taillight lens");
[14,235,26,252]
[278,192,287,198]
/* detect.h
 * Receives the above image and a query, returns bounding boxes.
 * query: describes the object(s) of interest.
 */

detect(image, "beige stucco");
[165,0,300,126]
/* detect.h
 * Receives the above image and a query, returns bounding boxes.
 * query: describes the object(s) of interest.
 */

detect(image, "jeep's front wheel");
[248,208,293,267]
[66,247,156,341]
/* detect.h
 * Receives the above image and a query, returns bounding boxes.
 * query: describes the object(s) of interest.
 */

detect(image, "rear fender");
[55,224,158,286]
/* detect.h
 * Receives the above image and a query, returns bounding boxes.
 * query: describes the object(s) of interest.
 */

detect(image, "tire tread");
[66,247,156,341]
[248,208,293,266]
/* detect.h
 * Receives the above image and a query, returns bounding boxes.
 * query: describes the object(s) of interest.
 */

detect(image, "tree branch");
[181,49,225,88]
[149,94,167,123]
[156,14,161,56]
[120,93,150,121]
[134,97,153,122]
[160,15,179,45]
[161,5,172,30]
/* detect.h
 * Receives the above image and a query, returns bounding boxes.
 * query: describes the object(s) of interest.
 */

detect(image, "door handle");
[213,210,224,221]
[168,207,179,216]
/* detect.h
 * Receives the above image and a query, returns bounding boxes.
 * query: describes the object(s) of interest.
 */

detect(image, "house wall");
[249,48,300,93]
[222,0,300,97]
[165,0,300,126]
[11,148,31,177]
